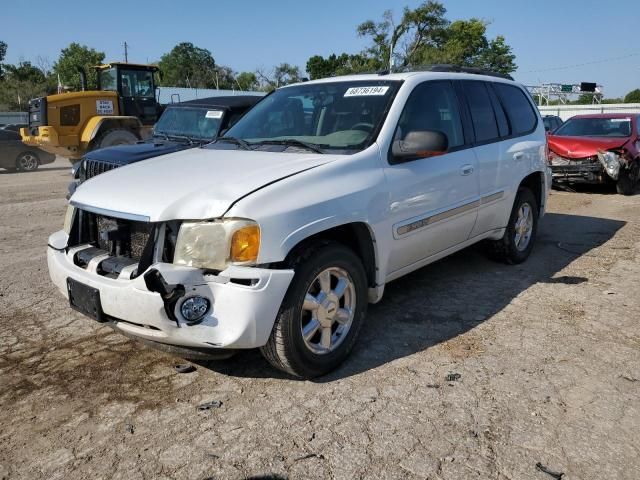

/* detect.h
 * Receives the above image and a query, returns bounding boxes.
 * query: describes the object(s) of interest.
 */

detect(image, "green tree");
[213,65,236,90]
[236,71,258,91]
[0,61,51,110]
[256,63,302,91]
[0,41,7,79]
[623,89,640,103]
[355,1,517,73]
[158,42,217,88]
[53,43,105,91]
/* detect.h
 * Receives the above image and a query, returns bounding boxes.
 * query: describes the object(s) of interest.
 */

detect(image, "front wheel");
[487,187,539,264]
[260,243,368,378]
[16,151,40,171]
[616,163,638,195]
[93,129,138,150]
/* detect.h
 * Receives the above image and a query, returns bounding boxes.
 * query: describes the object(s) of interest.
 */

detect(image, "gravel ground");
[1,158,639,480]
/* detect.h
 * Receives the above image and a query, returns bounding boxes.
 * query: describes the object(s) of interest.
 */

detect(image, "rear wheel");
[15,151,39,171]
[487,187,538,264]
[93,129,138,150]
[260,243,368,378]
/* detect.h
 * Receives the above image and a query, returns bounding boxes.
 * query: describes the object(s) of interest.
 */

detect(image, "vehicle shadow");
[198,212,625,381]
[0,166,71,175]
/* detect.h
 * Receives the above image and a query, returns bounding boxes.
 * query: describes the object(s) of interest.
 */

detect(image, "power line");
[521,51,640,74]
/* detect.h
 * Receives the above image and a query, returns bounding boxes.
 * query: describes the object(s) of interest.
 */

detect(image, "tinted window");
[394,81,464,149]
[462,81,499,142]
[487,84,509,137]
[494,83,537,135]
[120,69,154,98]
[637,116,640,135]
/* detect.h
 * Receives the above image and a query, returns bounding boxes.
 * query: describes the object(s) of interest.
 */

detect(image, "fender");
[80,116,143,144]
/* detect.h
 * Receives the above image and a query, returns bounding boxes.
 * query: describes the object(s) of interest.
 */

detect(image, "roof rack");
[398,64,513,80]
[398,63,513,80]
[350,64,514,81]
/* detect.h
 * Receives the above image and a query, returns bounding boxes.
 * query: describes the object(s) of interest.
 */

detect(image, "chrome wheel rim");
[514,202,534,251]
[18,153,38,171]
[300,267,356,355]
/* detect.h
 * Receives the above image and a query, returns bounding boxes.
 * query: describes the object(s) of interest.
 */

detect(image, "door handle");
[460,164,474,176]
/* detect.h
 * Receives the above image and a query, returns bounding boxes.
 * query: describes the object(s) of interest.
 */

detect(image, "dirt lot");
[1,158,639,480]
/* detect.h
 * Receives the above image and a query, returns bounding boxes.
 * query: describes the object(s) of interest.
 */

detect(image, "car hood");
[71,147,337,221]
[84,139,196,165]
[548,135,629,159]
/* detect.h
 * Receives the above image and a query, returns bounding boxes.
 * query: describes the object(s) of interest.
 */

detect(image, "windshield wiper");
[253,139,325,154]
[216,136,253,150]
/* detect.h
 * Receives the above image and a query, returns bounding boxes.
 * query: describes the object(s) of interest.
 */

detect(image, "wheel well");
[284,223,377,288]
[92,119,141,142]
[519,172,543,215]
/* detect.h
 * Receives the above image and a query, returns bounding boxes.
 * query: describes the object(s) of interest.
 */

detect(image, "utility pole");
[124,42,128,63]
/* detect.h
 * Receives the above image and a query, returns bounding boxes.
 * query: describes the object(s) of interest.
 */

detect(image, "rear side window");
[462,81,499,142]
[494,83,537,135]
[486,85,509,137]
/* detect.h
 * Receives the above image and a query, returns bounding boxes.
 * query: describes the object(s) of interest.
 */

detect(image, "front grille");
[84,159,119,180]
[96,215,153,259]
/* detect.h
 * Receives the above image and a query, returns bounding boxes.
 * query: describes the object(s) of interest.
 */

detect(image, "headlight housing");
[173,219,260,270]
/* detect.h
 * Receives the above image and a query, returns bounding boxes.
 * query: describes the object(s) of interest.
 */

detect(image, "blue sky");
[3,0,639,97]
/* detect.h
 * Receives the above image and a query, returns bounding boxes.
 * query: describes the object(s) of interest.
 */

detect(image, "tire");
[616,164,638,195]
[260,243,368,378]
[487,187,539,264]
[93,129,138,150]
[15,151,40,172]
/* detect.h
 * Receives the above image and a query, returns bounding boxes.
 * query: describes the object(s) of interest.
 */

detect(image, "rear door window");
[462,81,499,143]
[493,83,537,135]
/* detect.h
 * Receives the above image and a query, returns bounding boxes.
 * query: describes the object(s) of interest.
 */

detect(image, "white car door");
[383,80,480,277]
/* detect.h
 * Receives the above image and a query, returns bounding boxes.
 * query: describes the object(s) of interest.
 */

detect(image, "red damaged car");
[548,114,640,195]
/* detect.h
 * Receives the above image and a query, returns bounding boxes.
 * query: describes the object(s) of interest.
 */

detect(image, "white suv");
[49,68,550,378]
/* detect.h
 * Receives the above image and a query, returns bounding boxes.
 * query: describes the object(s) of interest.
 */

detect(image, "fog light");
[180,296,210,323]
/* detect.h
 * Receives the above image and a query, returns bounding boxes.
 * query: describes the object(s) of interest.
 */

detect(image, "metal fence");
[538,103,640,121]
[155,88,264,105]
[0,112,28,125]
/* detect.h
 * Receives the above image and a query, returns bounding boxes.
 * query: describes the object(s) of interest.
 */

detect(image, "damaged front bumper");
[48,230,294,349]
[550,151,625,184]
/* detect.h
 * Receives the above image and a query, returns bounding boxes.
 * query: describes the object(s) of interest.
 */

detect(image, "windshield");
[220,80,401,153]
[554,117,632,138]
[99,68,117,91]
[154,107,224,140]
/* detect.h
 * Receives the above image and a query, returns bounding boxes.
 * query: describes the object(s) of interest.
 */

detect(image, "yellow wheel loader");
[20,63,163,161]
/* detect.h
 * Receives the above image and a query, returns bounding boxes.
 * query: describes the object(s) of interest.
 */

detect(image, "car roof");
[571,113,637,119]
[172,95,262,110]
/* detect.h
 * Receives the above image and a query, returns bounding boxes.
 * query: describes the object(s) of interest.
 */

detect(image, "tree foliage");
[158,42,217,88]
[306,1,516,79]
[236,72,259,91]
[256,63,302,91]
[623,89,640,103]
[53,43,105,91]
[0,40,7,79]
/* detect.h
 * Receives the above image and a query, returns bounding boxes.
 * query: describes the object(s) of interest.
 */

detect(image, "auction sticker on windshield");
[344,86,389,97]
[205,110,224,119]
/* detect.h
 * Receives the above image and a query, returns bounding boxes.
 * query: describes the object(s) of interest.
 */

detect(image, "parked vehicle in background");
[67,96,261,198]
[542,115,563,133]
[0,128,56,171]
[20,63,163,161]
[548,114,640,194]
[49,66,549,378]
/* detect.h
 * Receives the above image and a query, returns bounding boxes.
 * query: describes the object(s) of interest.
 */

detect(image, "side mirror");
[390,130,448,164]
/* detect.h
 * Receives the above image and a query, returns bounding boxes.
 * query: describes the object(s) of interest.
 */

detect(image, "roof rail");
[399,64,514,80]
